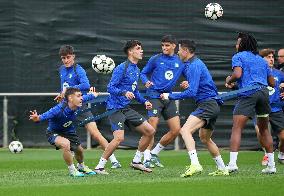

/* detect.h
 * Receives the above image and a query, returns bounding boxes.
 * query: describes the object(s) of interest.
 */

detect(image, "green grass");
[0,149,283,196]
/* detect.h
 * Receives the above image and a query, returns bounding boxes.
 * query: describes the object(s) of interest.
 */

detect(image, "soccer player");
[54,45,121,169]
[225,33,276,174]
[29,87,98,177]
[255,49,284,165]
[94,40,155,174]
[140,35,185,168]
[161,40,228,177]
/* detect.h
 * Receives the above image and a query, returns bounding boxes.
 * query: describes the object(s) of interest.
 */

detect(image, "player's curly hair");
[237,32,258,54]
[123,40,142,55]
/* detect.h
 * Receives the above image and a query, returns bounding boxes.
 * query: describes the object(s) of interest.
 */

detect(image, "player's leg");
[255,123,269,166]
[53,135,84,177]
[74,145,96,175]
[257,116,276,173]
[255,88,276,174]
[143,98,162,167]
[278,130,284,164]
[269,111,284,164]
[143,116,159,167]
[150,100,180,167]
[95,130,124,174]
[85,121,121,168]
[227,95,255,172]
[121,108,155,172]
[131,121,155,172]
[180,115,205,177]
[199,128,228,176]
[226,114,248,172]
[95,110,125,174]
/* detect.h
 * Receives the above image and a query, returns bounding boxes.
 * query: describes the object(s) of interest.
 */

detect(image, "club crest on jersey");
[69,74,72,78]
[165,70,173,80]
[175,63,179,67]
[118,122,123,127]
[132,81,137,91]
[267,86,275,95]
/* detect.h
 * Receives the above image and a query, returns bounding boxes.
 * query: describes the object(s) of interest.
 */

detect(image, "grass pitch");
[0,149,283,196]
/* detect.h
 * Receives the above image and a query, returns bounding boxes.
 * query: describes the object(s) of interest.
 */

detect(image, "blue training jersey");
[140,54,185,98]
[269,68,284,112]
[232,51,272,96]
[39,94,95,133]
[59,64,90,95]
[169,56,218,103]
[106,60,147,110]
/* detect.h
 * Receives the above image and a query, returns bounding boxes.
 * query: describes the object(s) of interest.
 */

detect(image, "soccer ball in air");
[9,141,23,153]
[205,3,223,20]
[92,55,115,74]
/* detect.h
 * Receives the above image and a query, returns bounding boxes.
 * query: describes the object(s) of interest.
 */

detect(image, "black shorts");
[233,88,271,118]
[147,99,179,120]
[108,107,146,131]
[270,111,284,134]
[76,103,94,127]
[191,99,220,130]
[46,131,81,151]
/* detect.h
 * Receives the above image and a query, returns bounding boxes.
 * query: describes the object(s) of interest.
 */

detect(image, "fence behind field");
[0,93,260,150]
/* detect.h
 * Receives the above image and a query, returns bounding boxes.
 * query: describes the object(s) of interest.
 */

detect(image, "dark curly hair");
[237,32,258,54]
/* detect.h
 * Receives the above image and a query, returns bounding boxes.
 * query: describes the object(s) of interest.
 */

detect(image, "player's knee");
[90,131,103,141]
[61,141,71,150]
[169,128,180,137]
[145,125,156,137]
[76,145,84,154]
[114,135,124,143]
[148,117,159,126]
[199,135,210,144]
[180,128,187,136]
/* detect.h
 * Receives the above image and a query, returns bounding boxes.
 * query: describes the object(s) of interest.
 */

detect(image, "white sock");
[133,150,143,163]
[267,152,275,167]
[109,154,118,163]
[68,164,76,172]
[229,152,238,166]
[143,149,151,163]
[95,157,107,169]
[188,150,200,165]
[77,162,85,169]
[278,151,284,159]
[262,148,267,155]
[213,155,226,170]
[151,143,165,155]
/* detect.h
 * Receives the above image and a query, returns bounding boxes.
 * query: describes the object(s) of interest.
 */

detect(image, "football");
[9,141,23,153]
[92,55,115,74]
[205,3,223,20]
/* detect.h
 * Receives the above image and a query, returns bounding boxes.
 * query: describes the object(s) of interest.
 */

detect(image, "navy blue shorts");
[191,99,220,130]
[46,130,81,151]
[108,107,146,131]
[147,99,179,120]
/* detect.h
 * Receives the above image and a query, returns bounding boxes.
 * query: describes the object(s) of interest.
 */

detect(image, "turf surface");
[0,149,283,196]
